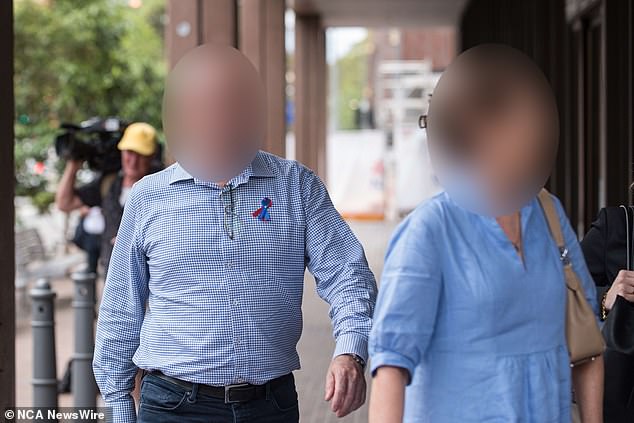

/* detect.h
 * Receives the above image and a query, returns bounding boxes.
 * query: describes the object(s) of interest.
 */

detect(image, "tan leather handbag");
[538,189,605,366]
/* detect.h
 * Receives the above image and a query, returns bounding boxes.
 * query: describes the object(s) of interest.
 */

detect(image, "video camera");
[54,117,128,174]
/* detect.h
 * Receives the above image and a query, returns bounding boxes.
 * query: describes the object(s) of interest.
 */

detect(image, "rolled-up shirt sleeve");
[93,183,149,423]
[301,168,378,362]
[369,204,442,383]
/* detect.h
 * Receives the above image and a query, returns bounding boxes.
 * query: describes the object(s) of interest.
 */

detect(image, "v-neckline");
[478,199,536,270]
[497,213,525,266]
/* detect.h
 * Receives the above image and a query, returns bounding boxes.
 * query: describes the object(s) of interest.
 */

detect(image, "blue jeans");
[137,373,300,423]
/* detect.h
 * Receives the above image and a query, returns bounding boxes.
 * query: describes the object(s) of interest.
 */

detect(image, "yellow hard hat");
[117,122,157,156]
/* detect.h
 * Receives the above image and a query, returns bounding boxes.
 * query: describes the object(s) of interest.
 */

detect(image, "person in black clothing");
[55,122,160,395]
[56,122,160,276]
[581,205,634,422]
[70,205,104,273]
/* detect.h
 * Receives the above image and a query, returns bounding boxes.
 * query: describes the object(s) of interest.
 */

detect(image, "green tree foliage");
[14,0,166,204]
[334,36,370,131]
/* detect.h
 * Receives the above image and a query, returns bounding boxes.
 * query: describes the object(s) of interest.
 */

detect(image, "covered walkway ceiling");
[289,0,468,27]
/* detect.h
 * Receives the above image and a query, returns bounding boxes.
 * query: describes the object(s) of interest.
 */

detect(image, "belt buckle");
[224,383,250,404]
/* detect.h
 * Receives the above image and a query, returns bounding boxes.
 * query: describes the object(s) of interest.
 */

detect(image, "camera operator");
[56,122,160,277]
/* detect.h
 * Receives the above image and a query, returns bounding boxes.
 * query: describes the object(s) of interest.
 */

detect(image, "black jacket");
[582,207,634,420]
[581,207,633,301]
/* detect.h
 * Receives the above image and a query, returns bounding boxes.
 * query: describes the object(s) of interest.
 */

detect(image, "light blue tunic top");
[369,191,599,423]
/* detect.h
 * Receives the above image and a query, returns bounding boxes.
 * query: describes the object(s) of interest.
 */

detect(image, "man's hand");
[324,354,366,418]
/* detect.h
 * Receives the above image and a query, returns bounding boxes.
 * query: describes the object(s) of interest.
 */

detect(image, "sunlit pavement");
[15,218,399,421]
[295,219,396,422]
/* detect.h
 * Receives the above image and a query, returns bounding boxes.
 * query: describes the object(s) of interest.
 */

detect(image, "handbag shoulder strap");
[538,189,585,297]
[538,189,566,254]
[620,205,630,270]
[629,206,634,271]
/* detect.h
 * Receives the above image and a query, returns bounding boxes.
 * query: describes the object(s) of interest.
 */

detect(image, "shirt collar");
[168,150,275,186]
[169,162,193,184]
[250,151,276,178]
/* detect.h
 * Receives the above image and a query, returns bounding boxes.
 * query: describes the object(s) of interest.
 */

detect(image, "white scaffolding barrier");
[375,60,442,218]
[327,130,386,219]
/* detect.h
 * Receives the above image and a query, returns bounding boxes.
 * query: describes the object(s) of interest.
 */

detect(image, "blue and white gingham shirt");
[93,151,377,422]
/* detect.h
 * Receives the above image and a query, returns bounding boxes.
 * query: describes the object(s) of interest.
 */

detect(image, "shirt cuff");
[106,396,136,423]
[333,332,369,362]
[369,350,416,385]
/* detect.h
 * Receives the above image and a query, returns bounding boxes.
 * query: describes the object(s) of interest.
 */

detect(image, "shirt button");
[233,299,239,306]
[226,261,233,269]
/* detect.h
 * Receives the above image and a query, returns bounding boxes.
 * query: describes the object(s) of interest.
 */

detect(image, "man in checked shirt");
[93,44,377,423]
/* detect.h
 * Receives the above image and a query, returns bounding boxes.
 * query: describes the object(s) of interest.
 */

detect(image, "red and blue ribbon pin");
[252,197,272,221]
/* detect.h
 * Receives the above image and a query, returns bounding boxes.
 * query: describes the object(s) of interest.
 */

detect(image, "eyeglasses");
[221,184,240,240]
[418,115,428,129]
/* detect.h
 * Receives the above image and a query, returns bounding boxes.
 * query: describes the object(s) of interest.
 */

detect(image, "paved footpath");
[295,220,394,422]
[15,219,397,422]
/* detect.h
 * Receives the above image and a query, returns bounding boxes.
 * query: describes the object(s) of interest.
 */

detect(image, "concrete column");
[294,14,327,179]
[166,0,237,68]
[0,0,15,410]
[166,0,200,68]
[201,0,237,47]
[164,0,238,164]
[239,0,286,158]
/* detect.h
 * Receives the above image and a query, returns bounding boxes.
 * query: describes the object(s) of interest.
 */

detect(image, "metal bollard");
[71,271,97,407]
[30,278,58,408]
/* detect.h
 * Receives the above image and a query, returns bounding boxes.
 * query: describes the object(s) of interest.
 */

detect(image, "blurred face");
[121,149,152,181]
[426,44,559,216]
[163,44,265,183]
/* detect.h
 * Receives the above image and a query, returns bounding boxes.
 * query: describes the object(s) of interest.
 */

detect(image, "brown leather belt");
[146,371,293,404]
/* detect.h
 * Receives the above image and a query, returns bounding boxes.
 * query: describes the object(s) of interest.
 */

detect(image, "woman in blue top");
[368,44,604,423]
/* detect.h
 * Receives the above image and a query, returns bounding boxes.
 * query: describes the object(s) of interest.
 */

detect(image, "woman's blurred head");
[426,44,559,216]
